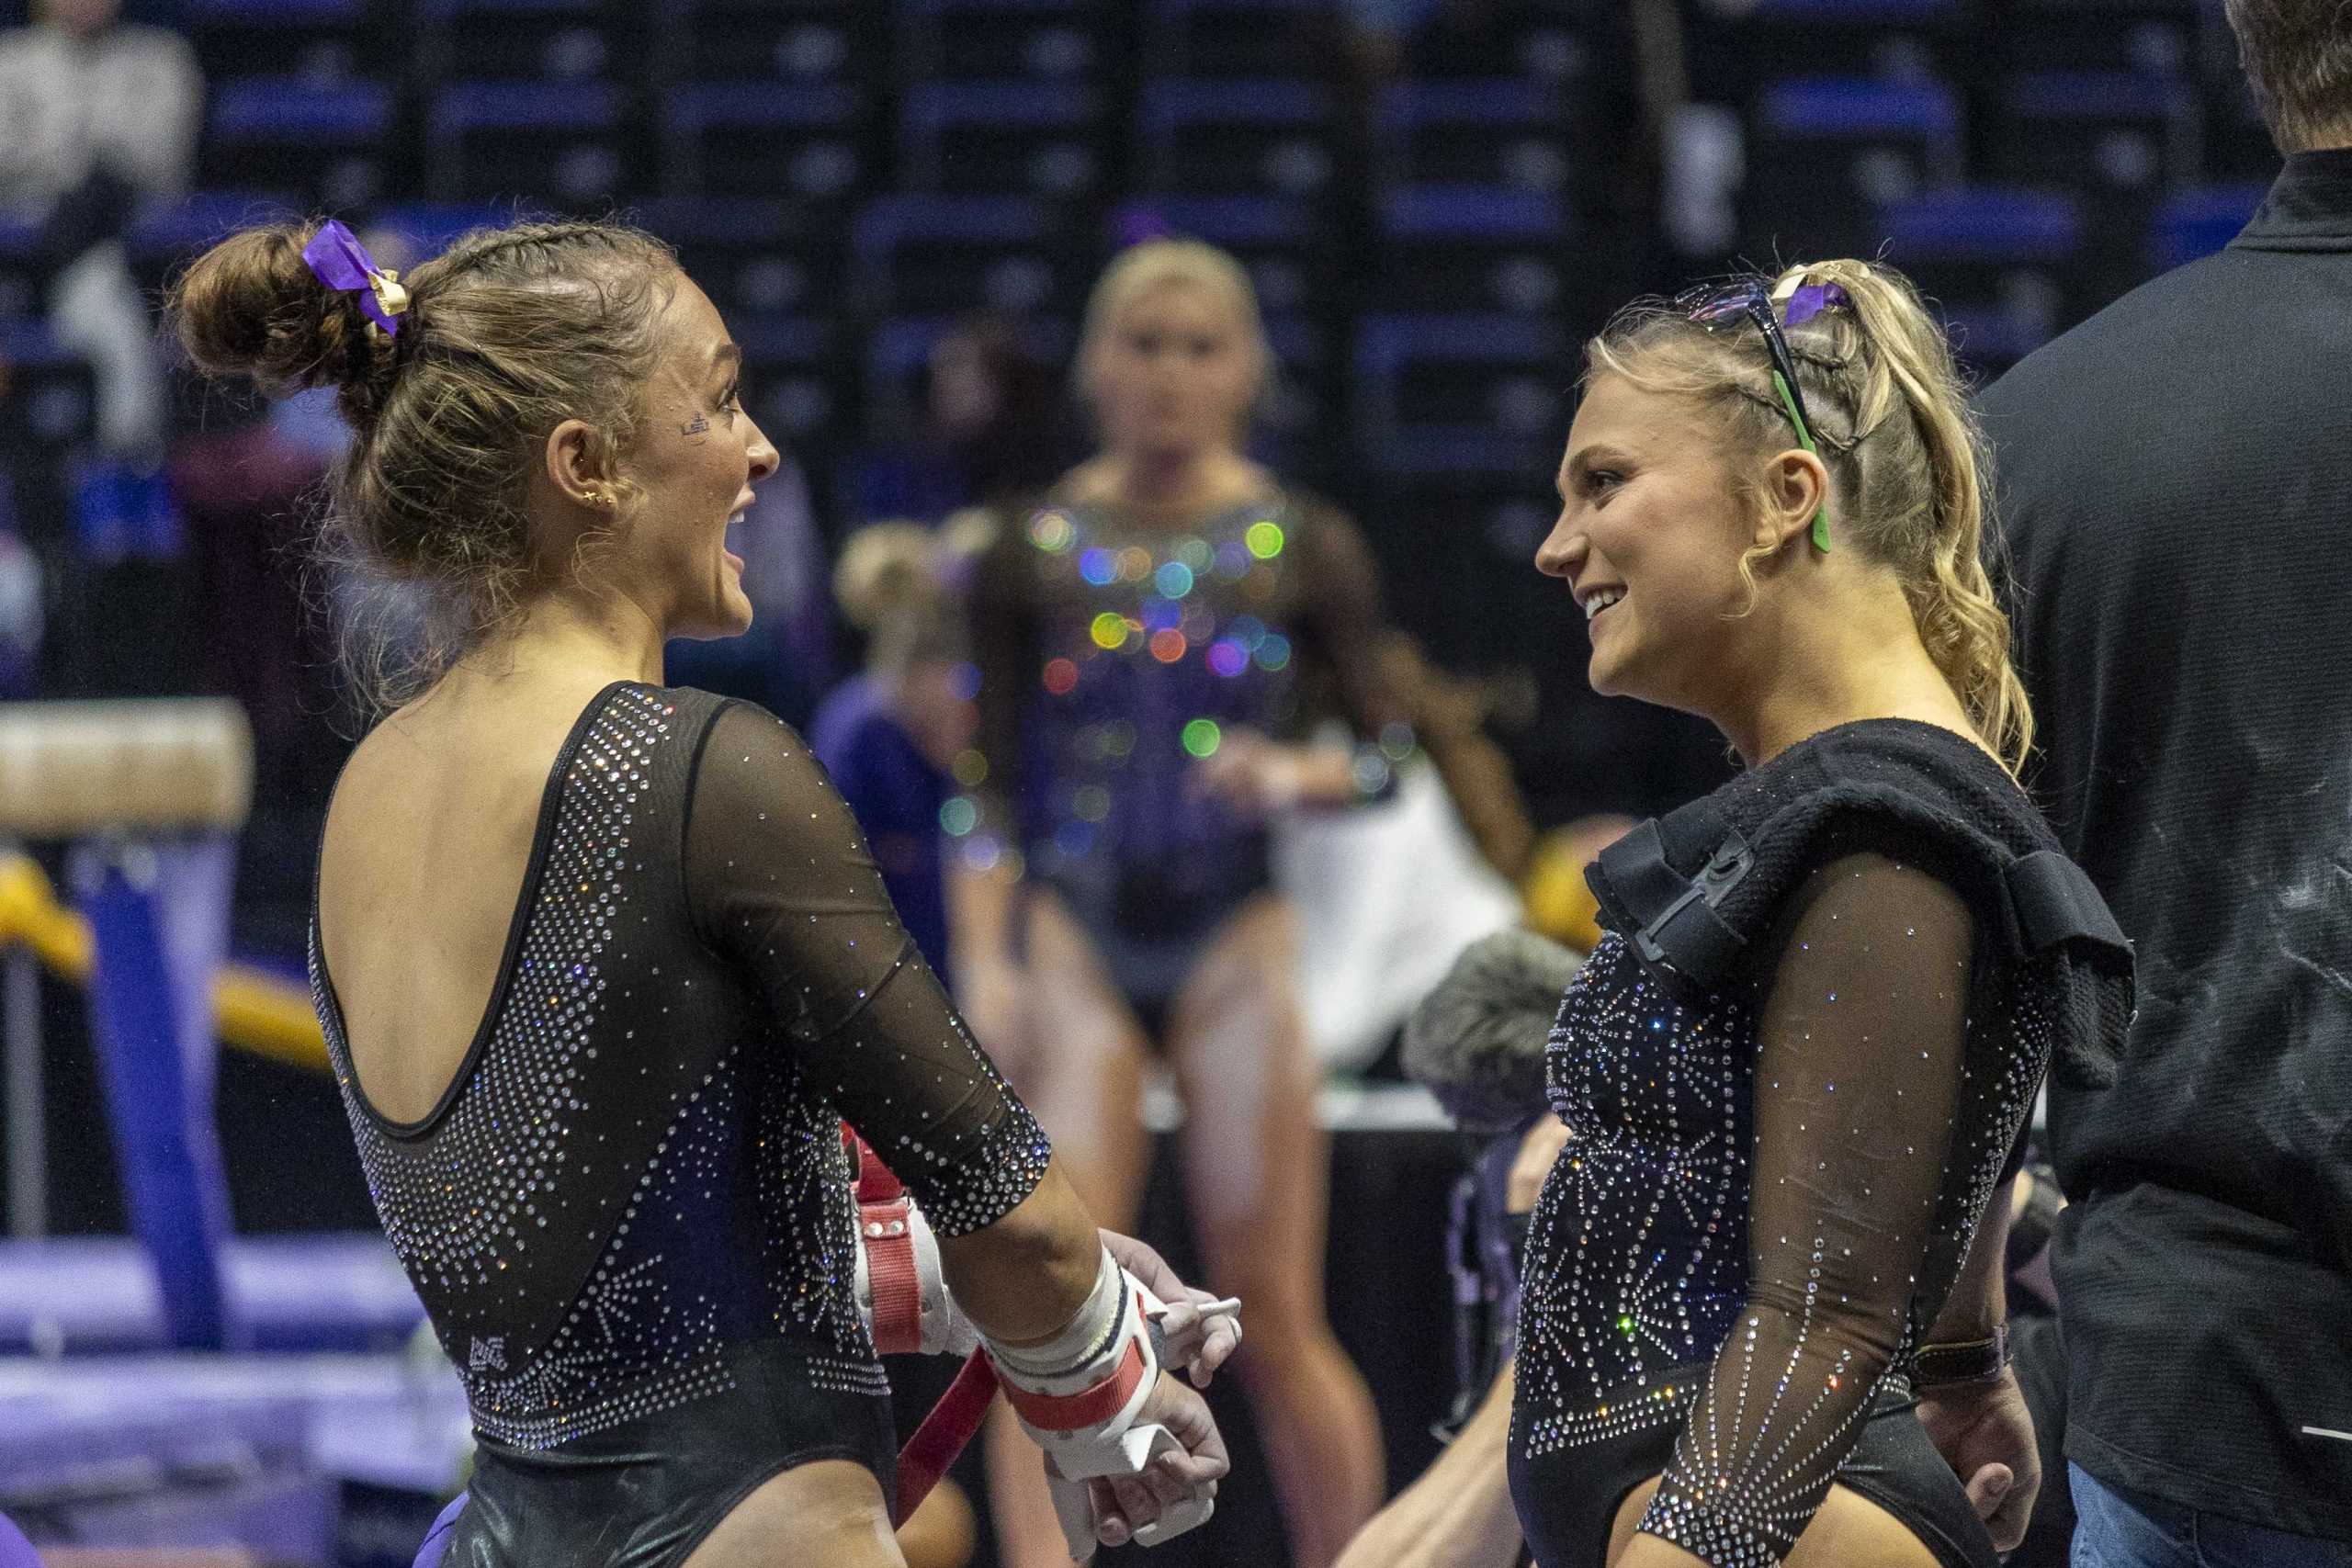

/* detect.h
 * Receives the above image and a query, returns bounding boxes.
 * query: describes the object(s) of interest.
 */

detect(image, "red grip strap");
[843,1127,905,1202]
[894,1351,1001,1526]
[863,1198,923,1355]
[999,1337,1149,1432]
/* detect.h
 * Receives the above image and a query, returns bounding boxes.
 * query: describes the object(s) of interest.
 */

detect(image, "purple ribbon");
[1781,280,1850,327]
[300,219,405,336]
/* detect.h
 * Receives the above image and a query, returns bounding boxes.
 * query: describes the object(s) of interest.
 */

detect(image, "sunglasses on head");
[1675,276,1849,553]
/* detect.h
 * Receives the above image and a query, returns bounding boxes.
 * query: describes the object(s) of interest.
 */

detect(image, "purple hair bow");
[301,220,409,336]
[1781,280,1850,327]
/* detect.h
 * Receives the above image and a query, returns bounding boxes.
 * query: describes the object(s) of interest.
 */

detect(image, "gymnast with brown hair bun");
[167,216,1238,1568]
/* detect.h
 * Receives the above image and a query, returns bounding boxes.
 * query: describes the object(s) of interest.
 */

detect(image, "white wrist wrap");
[983,1248,1213,1559]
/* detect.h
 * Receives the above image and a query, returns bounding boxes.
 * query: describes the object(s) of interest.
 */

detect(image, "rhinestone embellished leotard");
[964,491,1412,1005]
[1509,722,2094,1568]
[313,683,1049,1567]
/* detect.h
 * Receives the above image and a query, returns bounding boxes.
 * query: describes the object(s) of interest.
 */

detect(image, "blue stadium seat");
[1374,80,1574,192]
[414,0,635,84]
[729,312,846,448]
[1109,195,1334,316]
[366,201,542,258]
[636,196,842,317]
[1374,186,1571,315]
[2149,183,2267,271]
[1139,78,1340,198]
[897,0,1103,84]
[661,82,867,199]
[1879,186,2084,264]
[181,0,370,85]
[656,0,880,87]
[899,80,1102,197]
[1996,70,2200,195]
[2001,0,2199,74]
[0,324,97,453]
[1401,3,1598,84]
[1696,0,1970,82]
[1347,314,1569,668]
[850,195,1079,316]
[1755,74,1962,152]
[1351,312,1567,474]
[427,81,629,203]
[124,190,303,296]
[200,76,395,209]
[1146,0,1346,80]
[1746,75,1965,255]
[1875,188,2086,378]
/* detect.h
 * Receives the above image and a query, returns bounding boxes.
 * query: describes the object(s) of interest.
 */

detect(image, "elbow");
[1739,1279,1909,1376]
[934,1159,1102,1338]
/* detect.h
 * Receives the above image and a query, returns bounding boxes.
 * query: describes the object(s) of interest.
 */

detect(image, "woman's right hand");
[1052,1369,1230,1553]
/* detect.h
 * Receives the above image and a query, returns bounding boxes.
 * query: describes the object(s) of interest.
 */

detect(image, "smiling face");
[1085,280,1263,462]
[1533,371,1771,715]
[613,273,778,640]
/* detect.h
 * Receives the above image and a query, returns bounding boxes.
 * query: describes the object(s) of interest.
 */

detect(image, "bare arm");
[1336,1363,1525,1568]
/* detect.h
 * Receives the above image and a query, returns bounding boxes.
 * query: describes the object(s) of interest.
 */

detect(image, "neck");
[458,586,668,693]
[1106,445,1232,512]
[1715,578,1978,768]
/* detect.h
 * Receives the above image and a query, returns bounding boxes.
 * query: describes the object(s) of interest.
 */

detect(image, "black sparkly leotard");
[311,682,1051,1568]
[966,490,1442,1035]
[1508,720,2130,1568]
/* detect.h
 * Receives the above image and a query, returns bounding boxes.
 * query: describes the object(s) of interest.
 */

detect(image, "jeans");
[2070,1461,2352,1568]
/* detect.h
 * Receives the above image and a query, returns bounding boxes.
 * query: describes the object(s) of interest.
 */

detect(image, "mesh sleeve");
[1637,852,1975,1567]
[684,701,1050,1236]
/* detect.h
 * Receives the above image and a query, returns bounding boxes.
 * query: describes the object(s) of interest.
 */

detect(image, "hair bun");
[170,220,398,425]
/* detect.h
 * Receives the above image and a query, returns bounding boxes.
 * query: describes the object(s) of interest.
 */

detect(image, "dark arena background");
[0,2,2282,1566]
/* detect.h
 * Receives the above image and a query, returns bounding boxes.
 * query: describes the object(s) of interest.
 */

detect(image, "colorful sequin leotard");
[1508,720,2130,1568]
[312,683,1050,1568]
[964,491,1426,1032]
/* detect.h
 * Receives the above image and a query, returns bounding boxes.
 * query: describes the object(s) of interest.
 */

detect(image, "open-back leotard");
[313,682,1051,1568]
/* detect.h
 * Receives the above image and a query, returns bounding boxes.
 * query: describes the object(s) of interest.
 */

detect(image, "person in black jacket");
[1978,5,2352,1562]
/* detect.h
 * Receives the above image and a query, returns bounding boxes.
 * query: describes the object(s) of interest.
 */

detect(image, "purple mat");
[0,1235,424,1354]
[0,1513,40,1568]
[413,1493,467,1568]
[0,1352,469,1559]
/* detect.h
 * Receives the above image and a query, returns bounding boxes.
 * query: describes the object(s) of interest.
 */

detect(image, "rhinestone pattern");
[315,684,1052,1452]
[962,493,1419,917]
[1515,847,2052,1566]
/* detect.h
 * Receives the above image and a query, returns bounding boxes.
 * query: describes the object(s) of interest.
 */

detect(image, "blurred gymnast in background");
[951,238,1530,1568]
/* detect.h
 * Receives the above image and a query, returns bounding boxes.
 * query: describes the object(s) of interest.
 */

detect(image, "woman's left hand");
[1100,1228,1243,1388]
[1916,1368,2041,1552]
